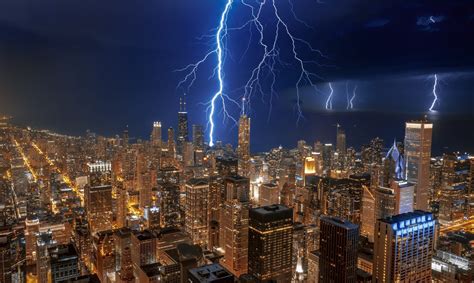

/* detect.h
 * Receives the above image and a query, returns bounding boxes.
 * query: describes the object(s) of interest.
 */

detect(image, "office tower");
[185,178,209,247]
[49,244,80,283]
[216,156,238,177]
[373,211,435,282]
[438,153,467,224]
[192,124,204,150]
[322,144,333,173]
[336,125,346,170]
[151,121,162,147]
[375,180,414,221]
[336,125,347,154]
[116,184,127,229]
[36,230,57,283]
[319,216,359,283]
[93,230,116,283]
[220,175,250,277]
[167,127,176,157]
[131,230,157,268]
[183,142,195,167]
[123,125,129,147]
[188,263,235,283]
[0,231,13,283]
[361,186,375,242]
[85,184,113,234]
[248,205,293,282]
[258,182,279,206]
[177,96,189,156]
[237,114,251,177]
[158,166,181,228]
[118,246,134,283]
[404,119,433,210]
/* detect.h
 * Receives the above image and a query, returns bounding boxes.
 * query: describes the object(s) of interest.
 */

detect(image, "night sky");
[0,0,473,153]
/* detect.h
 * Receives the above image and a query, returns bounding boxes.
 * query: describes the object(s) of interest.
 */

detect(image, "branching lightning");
[429,74,438,112]
[177,0,325,145]
[325,82,333,110]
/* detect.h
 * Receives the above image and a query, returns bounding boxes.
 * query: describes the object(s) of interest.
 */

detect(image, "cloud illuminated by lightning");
[177,0,325,146]
[325,82,333,110]
[429,74,438,112]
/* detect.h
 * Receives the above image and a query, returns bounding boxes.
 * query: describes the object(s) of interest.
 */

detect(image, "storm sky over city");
[0,0,473,151]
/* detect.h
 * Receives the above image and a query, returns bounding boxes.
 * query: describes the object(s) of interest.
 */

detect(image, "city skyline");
[0,1,474,283]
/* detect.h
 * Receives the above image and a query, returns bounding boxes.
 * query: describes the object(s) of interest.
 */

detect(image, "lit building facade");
[237,114,250,177]
[248,204,293,282]
[373,211,435,282]
[220,175,250,277]
[404,120,433,210]
[319,216,359,283]
[185,178,209,247]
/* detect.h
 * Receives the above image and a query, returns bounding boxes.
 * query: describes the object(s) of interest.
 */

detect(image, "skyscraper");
[177,96,189,156]
[404,119,433,210]
[85,185,113,234]
[374,180,414,221]
[185,178,209,247]
[248,204,293,282]
[151,121,162,147]
[237,114,250,177]
[336,124,347,154]
[167,127,175,158]
[157,166,181,228]
[319,216,359,283]
[192,124,204,150]
[36,230,57,283]
[220,175,250,277]
[258,182,279,206]
[373,211,435,282]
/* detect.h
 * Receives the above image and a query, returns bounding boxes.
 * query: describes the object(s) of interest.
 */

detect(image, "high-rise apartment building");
[373,211,435,282]
[220,175,250,277]
[404,119,433,210]
[185,178,209,247]
[237,114,250,177]
[248,204,293,282]
[319,216,359,283]
[36,230,57,283]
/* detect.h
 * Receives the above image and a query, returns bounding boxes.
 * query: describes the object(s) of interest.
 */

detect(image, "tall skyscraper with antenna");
[177,95,189,156]
[237,98,250,177]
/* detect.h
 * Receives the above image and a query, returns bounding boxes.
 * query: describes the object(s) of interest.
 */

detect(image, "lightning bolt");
[176,0,236,147]
[429,74,438,112]
[349,84,357,110]
[243,0,325,121]
[325,82,333,110]
[177,0,324,145]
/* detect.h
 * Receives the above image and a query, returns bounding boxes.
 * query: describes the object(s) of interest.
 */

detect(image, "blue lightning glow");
[243,0,326,122]
[178,0,324,145]
[429,74,438,112]
[325,82,333,110]
[349,84,357,109]
[176,0,235,147]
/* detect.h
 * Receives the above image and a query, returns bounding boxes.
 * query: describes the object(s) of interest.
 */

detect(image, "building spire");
[241,97,246,116]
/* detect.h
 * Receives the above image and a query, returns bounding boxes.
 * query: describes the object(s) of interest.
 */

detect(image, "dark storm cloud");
[364,18,390,28]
